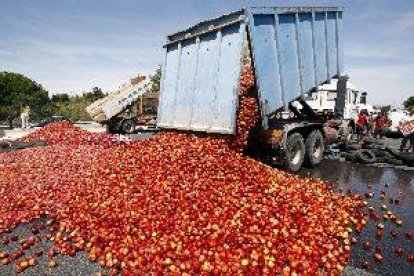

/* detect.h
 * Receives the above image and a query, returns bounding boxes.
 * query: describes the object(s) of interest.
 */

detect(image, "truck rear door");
[157,11,246,134]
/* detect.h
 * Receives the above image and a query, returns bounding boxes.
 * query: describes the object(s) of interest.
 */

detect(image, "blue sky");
[0,0,413,106]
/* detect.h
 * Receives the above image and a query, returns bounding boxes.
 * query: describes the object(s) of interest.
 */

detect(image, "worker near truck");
[356,111,368,143]
[399,108,414,152]
[20,104,30,129]
[374,112,391,139]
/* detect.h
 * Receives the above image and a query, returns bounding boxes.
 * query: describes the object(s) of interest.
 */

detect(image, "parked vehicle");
[86,77,158,134]
[157,7,350,171]
[305,79,376,122]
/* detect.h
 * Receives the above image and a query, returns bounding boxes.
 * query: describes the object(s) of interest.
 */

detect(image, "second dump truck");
[157,6,348,171]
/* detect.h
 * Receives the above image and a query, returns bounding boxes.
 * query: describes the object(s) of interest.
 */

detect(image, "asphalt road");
[303,161,414,276]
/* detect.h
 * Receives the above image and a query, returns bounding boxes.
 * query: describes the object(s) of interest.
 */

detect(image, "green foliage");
[150,67,162,92]
[0,71,52,120]
[53,88,107,121]
[380,105,391,114]
[1,67,161,123]
[83,87,106,102]
[403,96,414,109]
[51,93,70,103]
[54,97,93,121]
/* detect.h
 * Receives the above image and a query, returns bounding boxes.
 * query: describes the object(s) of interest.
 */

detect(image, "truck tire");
[376,157,386,163]
[384,153,404,166]
[121,119,136,134]
[106,124,118,134]
[355,149,376,164]
[345,151,358,162]
[284,133,305,172]
[348,144,362,151]
[370,148,386,157]
[0,141,10,149]
[304,130,324,167]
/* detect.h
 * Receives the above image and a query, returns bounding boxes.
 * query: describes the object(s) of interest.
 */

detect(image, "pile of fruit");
[20,120,127,148]
[5,68,411,274]
[0,118,366,274]
[229,68,260,152]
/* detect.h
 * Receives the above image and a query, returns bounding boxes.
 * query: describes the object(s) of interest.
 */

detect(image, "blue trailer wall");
[157,7,343,134]
[247,7,343,127]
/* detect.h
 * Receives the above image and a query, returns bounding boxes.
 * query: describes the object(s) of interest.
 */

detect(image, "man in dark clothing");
[7,115,14,129]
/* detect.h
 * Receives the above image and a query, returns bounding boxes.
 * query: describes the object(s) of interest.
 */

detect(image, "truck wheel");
[121,119,136,134]
[284,133,305,172]
[304,130,324,167]
[345,151,358,162]
[384,153,404,166]
[106,123,118,133]
[355,149,376,164]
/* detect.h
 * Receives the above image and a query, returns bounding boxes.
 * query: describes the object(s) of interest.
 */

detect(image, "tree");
[0,71,52,120]
[380,105,391,114]
[51,93,70,103]
[52,87,107,121]
[403,96,414,109]
[150,67,162,92]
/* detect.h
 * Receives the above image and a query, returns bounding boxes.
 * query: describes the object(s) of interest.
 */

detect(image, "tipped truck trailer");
[86,77,156,134]
[157,7,345,171]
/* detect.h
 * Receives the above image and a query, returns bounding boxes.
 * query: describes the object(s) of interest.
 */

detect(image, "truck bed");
[157,7,343,134]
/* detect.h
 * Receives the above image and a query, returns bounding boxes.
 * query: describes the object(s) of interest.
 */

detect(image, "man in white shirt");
[20,104,30,129]
[399,108,414,152]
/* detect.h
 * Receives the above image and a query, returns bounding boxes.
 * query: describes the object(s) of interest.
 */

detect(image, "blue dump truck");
[157,7,348,171]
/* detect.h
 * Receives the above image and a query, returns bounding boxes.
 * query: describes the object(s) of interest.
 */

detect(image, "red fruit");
[374,253,383,262]
[363,240,371,250]
[28,257,36,266]
[20,259,29,269]
[34,249,43,257]
[407,254,414,263]
[2,238,11,245]
[395,248,405,256]
[0,108,367,274]
[49,259,58,267]
[362,260,370,269]
[390,230,397,238]
[31,227,39,234]
[376,229,384,239]
[48,249,57,258]
[14,263,23,273]
[2,257,10,265]
[405,231,413,240]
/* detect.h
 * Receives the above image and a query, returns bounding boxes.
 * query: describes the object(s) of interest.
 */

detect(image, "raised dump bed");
[157,6,343,134]
[157,7,345,171]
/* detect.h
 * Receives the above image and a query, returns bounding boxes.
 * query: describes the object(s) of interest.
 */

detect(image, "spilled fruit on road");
[0,120,366,274]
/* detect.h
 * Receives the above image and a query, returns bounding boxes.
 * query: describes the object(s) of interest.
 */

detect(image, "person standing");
[366,112,374,137]
[20,104,30,129]
[356,111,368,143]
[7,114,14,129]
[374,112,390,139]
[399,108,414,152]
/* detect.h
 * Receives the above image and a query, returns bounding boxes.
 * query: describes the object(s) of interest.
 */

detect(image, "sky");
[0,0,413,107]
